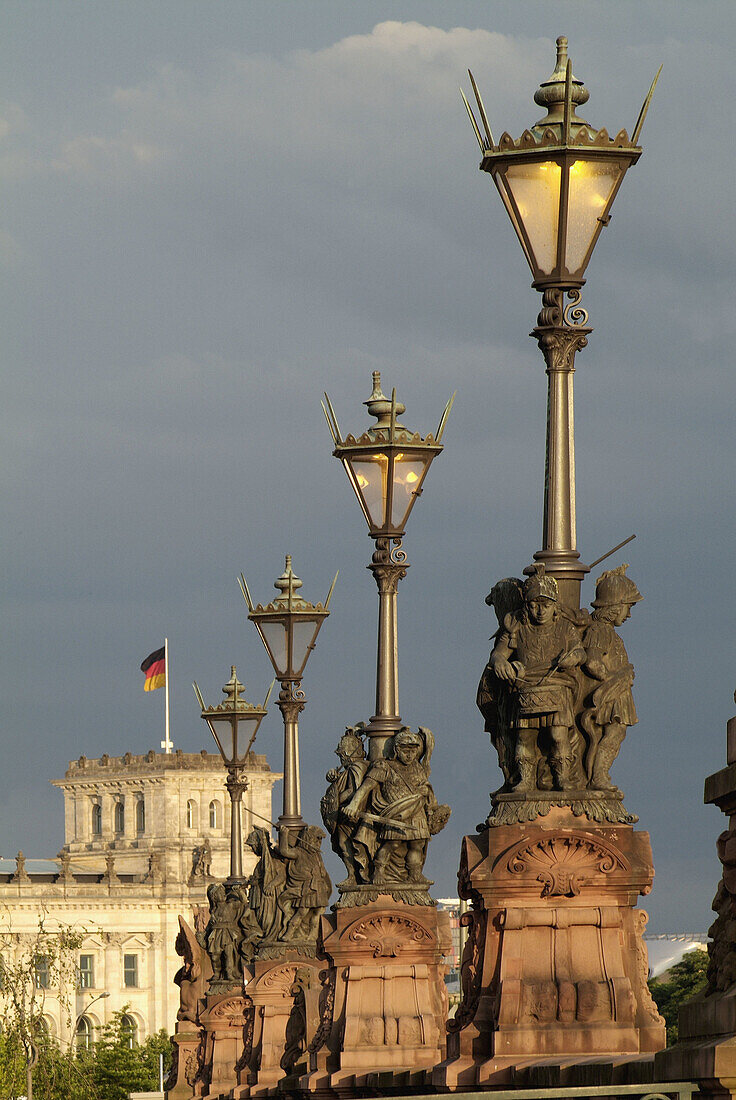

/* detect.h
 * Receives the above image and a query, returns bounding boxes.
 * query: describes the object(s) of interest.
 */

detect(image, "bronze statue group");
[478,562,642,798]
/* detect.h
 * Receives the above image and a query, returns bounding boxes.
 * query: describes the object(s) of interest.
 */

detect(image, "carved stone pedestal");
[166,1027,205,1098]
[301,899,451,1094]
[197,991,253,1099]
[244,954,324,1097]
[656,715,736,1100]
[436,810,665,1088]
[656,991,736,1100]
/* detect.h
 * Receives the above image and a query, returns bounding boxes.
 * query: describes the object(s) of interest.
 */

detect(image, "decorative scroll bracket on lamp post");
[239,557,337,831]
[193,669,272,882]
[462,36,660,607]
[324,372,454,759]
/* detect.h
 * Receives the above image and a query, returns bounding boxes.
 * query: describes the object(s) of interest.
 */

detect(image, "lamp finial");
[533,35,590,135]
[274,555,303,603]
[364,372,405,432]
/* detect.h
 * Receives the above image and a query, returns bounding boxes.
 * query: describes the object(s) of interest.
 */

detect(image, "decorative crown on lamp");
[239,556,337,682]
[462,36,660,290]
[193,667,272,767]
[322,372,454,540]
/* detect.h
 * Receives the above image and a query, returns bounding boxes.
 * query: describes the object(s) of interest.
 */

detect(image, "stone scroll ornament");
[478,563,642,826]
[321,724,451,906]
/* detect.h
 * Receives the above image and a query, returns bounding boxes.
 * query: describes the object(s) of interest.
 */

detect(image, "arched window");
[209,800,220,829]
[91,803,102,836]
[114,801,124,833]
[39,1016,54,1040]
[186,800,197,829]
[75,1015,92,1050]
[121,1013,137,1049]
[136,799,145,834]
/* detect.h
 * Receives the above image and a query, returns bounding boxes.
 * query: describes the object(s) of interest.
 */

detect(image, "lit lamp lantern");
[239,557,336,829]
[193,668,272,882]
[323,372,453,757]
[462,36,659,605]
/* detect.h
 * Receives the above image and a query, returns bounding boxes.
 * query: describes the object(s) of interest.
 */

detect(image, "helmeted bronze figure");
[323,725,450,904]
[580,564,642,791]
[320,725,369,884]
[488,565,586,792]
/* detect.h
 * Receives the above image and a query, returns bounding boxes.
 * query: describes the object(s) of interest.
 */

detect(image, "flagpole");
[162,637,173,754]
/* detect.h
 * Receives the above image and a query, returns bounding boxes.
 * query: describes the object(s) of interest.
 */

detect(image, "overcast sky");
[2,1,735,933]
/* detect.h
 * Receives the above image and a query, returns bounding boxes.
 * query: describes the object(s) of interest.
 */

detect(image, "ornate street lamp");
[239,556,337,830]
[462,37,659,606]
[323,371,453,759]
[193,668,272,882]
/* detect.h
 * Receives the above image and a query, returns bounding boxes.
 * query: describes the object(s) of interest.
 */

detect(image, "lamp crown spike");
[533,34,590,135]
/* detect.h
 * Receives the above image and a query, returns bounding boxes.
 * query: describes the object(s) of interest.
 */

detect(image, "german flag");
[141,646,166,692]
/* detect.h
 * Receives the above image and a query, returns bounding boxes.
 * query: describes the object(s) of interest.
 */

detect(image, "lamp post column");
[530,290,592,608]
[366,537,407,759]
[278,681,305,828]
[225,770,247,882]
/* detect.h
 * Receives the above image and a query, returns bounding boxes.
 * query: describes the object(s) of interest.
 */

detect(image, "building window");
[114,801,124,833]
[75,1015,92,1050]
[79,954,95,990]
[91,803,102,836]
[209,800,220,829]
[123,954,138,988]
[35,955,50,990]
[121,1013,137,1049]
[186,800,196,829]
[136,799,145,834]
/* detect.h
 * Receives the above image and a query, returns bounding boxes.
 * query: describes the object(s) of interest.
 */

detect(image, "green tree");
[0,909,86,1099]
[87,1009,171,1100]
[648,948,709,1045]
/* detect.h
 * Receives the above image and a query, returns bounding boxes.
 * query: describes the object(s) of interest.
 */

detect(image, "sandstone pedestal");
[436,809,665,1088]
[198,991,254,1100]
[656,991,736,1100]
[656,715,736,1100]
[166,1027,205,1098]
[301,899,451,1093]
[244,954,324,1097]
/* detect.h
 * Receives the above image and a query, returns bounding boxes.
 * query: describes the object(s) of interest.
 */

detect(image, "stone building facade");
[0,749,280,1049]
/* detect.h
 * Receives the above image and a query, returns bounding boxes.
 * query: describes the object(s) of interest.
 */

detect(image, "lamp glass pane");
[234,714,261,761]
[291,618,321,673]
[350,456,388,528]
[503,161,561,275]
[391,454,430,528]
[494,174,535,273]
[208,714,236,764]
[259,620,289,677]
[564,159,622,274]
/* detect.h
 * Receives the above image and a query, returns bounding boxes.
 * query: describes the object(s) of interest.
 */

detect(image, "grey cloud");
[1,10,734,932]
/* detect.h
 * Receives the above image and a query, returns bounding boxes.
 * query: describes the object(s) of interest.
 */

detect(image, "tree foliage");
[80,1009,171,1100]
[0,908,86,1097]
[0,910,171,1098]
[648,947,709,1045]
[0,1009,171,1099]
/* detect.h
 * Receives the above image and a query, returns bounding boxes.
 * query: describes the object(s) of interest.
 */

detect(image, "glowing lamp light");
[323,373,453,540]
[461,36,660,291]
